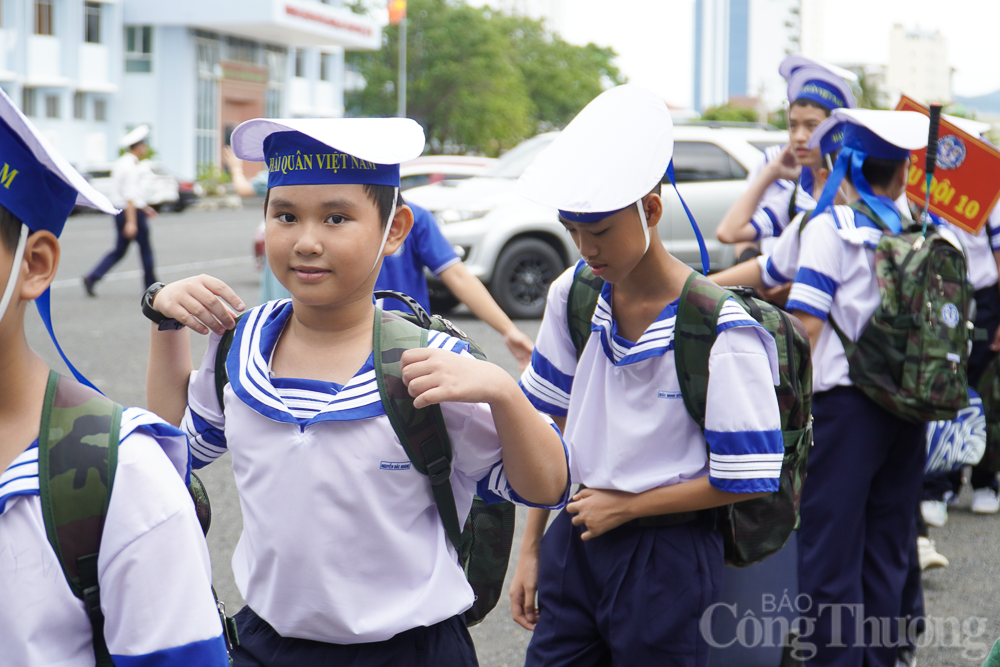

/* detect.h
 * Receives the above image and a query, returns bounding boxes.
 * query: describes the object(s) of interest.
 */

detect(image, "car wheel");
[490,238,563,319]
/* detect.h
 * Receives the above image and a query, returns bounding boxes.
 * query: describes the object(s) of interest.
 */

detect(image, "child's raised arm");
[400,348,568,508]
[145,275,245,425]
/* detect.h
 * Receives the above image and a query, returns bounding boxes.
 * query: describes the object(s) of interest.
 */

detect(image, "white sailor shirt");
[936,208,1000,291]
[519,261,783,495]
[0,409,227,666]
[747,146,817,243]
[182,299,570,644]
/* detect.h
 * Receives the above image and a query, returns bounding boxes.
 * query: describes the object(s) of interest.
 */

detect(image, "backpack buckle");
[732,285,757,298]
[426,454,452,485]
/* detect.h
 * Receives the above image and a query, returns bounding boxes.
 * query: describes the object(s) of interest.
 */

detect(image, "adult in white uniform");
[83,124,159,295]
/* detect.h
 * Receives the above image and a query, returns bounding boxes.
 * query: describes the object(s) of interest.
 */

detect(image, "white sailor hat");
[809,109,928,232]
[518,85,673,221]
[120,124,150,149]
[231,117,425,189]
[0,85,116,391]
[780,55,856,110]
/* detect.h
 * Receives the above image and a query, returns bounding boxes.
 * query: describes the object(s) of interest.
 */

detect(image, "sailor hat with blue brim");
[232,117,426,270]
[780,55,857,111]
[518,84,712,274]
[0,86,117,390]
[808,108,928,233]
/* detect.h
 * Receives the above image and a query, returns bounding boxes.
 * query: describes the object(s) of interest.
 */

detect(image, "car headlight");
[434,208,489,225]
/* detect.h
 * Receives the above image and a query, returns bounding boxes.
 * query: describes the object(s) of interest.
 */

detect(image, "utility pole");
[389,0,408,117]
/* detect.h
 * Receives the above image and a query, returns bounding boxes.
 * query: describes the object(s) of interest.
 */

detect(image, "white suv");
[405,124,786,318]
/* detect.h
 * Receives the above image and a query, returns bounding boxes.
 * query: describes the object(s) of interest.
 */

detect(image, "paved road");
[25,204,1000,666]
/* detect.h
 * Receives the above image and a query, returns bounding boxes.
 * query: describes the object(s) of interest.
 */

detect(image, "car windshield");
[483,134,556,179]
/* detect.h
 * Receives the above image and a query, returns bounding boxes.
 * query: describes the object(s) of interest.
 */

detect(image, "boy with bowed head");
[145,117,570,666]
[0,89,228,665]
[785,108,930,667]
[511,84,784,667]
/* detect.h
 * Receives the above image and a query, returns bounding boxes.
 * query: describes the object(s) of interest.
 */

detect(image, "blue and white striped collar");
[590,281,678,366]
[831,203,885,249]
[0,441,39,516]
[227,300,386,426]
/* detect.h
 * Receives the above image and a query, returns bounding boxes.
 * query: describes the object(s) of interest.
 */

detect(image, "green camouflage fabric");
[373,302,515,627]
[830,202,971,423]
[976,355,1000,473]
[38,371,122,667]
[567,266,813,568]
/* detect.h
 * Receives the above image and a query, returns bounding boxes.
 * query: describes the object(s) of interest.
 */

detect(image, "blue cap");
[262,131,401,189]
[780,56,857,111]
[819,122,846,157]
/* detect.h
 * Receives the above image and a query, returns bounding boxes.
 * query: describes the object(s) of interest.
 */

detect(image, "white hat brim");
[943,114,991,138]
[807,109,929,151]
[518,85,674,213]
[779,55,858,83]
[119,124,150,149]
[231,117,425,165]
[787,67,857,109]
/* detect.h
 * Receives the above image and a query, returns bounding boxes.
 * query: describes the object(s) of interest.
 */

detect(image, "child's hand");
[566,488,635,540]
[503,327,534,372]
[767,144,803,183]
[152,275,246,336]
[400,348,511,409]
[510,549,540,631]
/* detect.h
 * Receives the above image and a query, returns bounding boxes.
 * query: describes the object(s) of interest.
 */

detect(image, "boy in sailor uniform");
[510,85,784,667]
[785,109,931,667]
[716,56,856,253]
[0,90,228,665]
[144,117,570,666]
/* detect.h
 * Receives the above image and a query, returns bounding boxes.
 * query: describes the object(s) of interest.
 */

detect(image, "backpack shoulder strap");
[674,272,732,431]
[38,370,121,667]
[372,308,464,555]
[567,262,604,360]
[787,181,799,222]
[215,313,248,412]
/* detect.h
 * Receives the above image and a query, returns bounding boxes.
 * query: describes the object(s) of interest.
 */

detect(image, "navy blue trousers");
[797,386,924,667]
[229,606,478,667]
[526,509,723,667]
[86,209,157,289]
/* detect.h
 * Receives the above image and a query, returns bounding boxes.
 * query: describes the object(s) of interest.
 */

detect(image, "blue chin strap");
[665,160,711,275]
[812,147,902,234]
[36,286,101,391]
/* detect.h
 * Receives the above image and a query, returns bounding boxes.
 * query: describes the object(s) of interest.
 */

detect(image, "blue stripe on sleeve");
[476,423,571,509]
[764,257,791,285]
[527,349,574,395]
[705,428,783,457]
[749,218,762,242]
[112,634,229,667]
[795,267,839,296]
[188,409,227,449]
[785,299,829,321]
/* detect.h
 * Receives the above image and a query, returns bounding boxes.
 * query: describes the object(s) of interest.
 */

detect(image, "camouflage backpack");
[214,293,515,626]
[567,266,813,567]
[827,201,972,423]
[37,371,227,666]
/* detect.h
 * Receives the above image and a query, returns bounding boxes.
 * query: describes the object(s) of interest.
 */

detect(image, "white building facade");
[0,0,380,180]
[886,24,952,106]
[693,0,801,113]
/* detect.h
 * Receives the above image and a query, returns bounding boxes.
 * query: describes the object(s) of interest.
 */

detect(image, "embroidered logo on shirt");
[380,461,412,471]
[657,390,683,399]
[940,303,960,329]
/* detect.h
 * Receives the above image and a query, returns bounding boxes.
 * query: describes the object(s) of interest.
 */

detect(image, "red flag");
[388,0,406,25]
[896,95,1000,234]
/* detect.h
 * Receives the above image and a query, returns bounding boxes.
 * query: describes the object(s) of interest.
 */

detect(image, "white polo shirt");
[519,261,783,495]
[0,408,226,666]
[937,208,1000,291]
[110,152,146,209]
[183,299,569,644]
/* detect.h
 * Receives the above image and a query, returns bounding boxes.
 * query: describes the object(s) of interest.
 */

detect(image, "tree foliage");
[701,103,759,123]
[345,0,624,155]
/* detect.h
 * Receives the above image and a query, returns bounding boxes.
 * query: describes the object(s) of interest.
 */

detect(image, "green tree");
[701,103,759,123]
[346,0,623,154]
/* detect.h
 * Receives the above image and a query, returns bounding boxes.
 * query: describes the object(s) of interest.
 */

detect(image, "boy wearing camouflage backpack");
[0,90,228,665]
[145,117,570,666]
[510,85,785,667]
[785,109,960,667]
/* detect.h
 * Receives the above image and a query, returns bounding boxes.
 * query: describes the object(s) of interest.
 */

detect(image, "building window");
[84,2,101,43]
[94,98,106,121]
[22,88,36,117]
[73,92,85,119]
[294,49,305,78]
[125,26,153,73]
[319,53,330,81]
[35,0,53,35]
[45,94,60,119]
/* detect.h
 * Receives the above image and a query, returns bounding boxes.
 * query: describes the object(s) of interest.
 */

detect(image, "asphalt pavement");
[23,203,1000,666]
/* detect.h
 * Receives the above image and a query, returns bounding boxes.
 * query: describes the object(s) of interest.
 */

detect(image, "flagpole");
[397,17,407,118]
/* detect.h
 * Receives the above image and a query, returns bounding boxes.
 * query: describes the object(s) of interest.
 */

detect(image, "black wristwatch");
[141,282,184,330]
